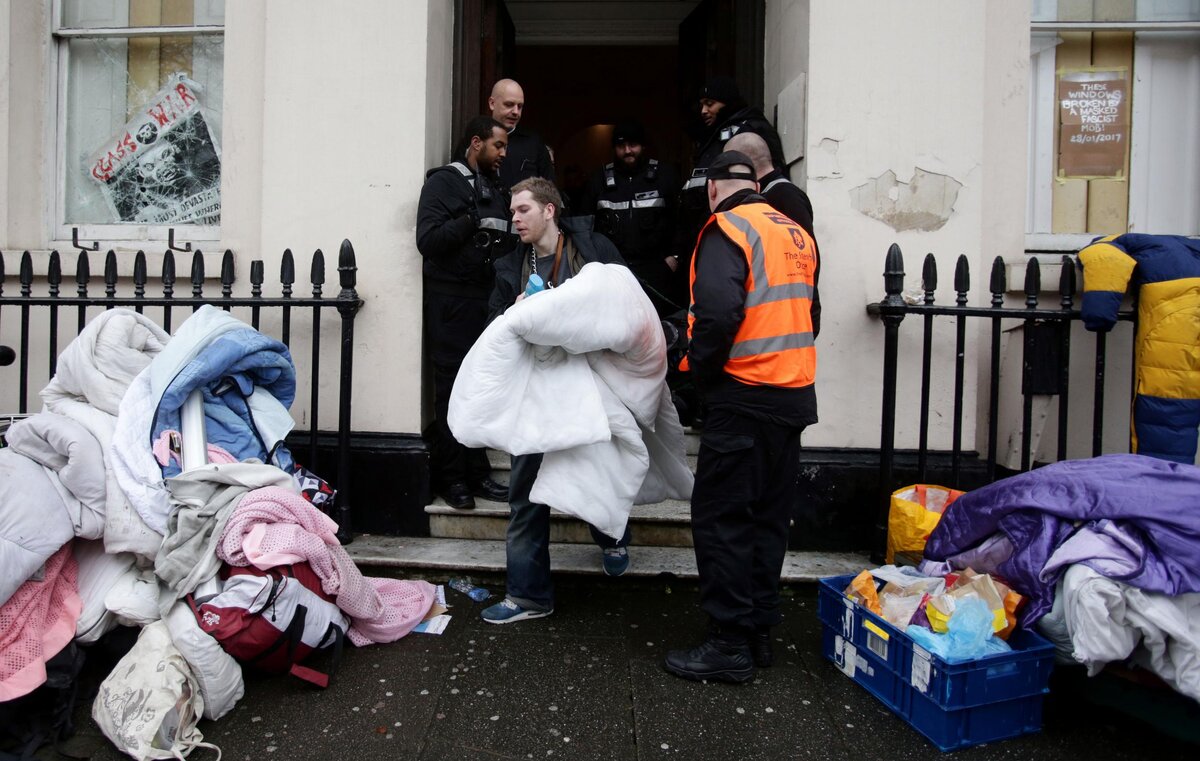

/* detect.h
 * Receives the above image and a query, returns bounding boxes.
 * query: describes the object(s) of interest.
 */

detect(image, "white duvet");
[448,263,693,540]
[41,308,169,559]
[1049,563,1200,702]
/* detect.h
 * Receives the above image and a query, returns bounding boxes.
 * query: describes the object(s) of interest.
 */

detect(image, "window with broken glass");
[1026,0,1200,252]
[54,0,225,241]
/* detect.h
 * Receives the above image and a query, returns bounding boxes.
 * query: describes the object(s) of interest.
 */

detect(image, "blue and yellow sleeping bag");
[1079,233,1200,464]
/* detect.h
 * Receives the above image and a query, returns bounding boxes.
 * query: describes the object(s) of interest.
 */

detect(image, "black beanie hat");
[700,75,740,104]
[612,120,646,146]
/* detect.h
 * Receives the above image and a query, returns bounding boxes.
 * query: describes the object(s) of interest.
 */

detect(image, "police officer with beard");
[578,121,681,316]
[416,116,516,510]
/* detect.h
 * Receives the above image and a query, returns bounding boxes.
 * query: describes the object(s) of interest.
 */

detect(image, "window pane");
[64,35,224,225]
[1032,0,1200,22]
[62,0,225,28]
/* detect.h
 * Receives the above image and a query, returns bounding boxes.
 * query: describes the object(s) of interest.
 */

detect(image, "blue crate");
[817,573,1055,751]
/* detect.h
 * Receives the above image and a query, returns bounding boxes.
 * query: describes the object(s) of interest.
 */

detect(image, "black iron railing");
[0,240,363,543]
[867,244,1135,561]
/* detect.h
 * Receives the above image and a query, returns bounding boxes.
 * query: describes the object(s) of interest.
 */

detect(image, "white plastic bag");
[92,621,221,760]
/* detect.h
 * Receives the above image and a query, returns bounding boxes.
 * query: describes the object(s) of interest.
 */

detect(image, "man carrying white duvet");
[481,177,630,624]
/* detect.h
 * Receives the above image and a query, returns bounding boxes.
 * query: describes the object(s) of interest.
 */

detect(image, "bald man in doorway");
[489,78,556,190]
[723,132,822,338]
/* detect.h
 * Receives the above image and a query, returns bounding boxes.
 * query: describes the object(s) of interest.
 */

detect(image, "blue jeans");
[505,452,631,611]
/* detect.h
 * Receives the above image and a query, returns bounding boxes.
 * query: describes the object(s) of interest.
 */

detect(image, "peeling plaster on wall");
[849,168,963,232]
[809,138,842,179]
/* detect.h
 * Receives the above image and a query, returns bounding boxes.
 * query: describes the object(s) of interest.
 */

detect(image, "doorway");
[453,0,765,202]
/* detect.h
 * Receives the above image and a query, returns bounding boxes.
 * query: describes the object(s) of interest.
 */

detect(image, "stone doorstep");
[346,535,870,583]
[426,498,695,546]
[487,448,700,471]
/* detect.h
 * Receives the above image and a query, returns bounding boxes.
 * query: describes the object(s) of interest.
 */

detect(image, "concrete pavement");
[59,575,1196,760]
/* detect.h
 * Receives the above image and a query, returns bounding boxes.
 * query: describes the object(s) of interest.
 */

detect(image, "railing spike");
[310,249,326,289]
[1059,255,1076,309]
[989,256,1006,307]
[281,248,295,294]
[954,255,969,306]
[921,253,937,303]
[221,250,235,299]
[105,250,118,298]
[250,260,264,297]
[133,251,147,297]
[191,250,205,287]
[48,251,62,296]
[162,250,176,297]
[20,251,33,296]
[1025,257,1041,308]
[883,243,904,304]
[0,250,5,296]
[76,250,90,296]
[338,239,358,297]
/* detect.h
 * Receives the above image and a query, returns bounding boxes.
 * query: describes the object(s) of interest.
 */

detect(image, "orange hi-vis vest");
[683,202,817,388]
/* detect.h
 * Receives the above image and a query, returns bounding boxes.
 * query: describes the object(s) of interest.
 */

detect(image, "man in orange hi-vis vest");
[664,151,818,684]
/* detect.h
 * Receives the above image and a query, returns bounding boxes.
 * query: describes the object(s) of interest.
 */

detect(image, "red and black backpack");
[190,563,349,687]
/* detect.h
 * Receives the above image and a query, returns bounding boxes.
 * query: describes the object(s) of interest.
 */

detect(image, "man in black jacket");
[577,120,681,316]
[416,116,515,510]
[673,76,786,270]
[664,151,818,684]
[724,131,822,337]
[489,79,555,190]
[480,177,633,625]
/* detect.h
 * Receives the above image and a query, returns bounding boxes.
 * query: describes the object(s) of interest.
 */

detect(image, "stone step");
[346,535,870,583]
[427,498,694,546]
[487,446,700,471]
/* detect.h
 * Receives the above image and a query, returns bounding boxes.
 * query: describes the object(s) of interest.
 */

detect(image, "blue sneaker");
[602,546,630,577]
[481,598,553,625]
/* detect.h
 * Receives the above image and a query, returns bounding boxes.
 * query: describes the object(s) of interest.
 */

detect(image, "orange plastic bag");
[886,484,965,563]
[844,570,881,615]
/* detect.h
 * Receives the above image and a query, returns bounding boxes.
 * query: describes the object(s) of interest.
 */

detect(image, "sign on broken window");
[1057,68,1129,180]
[85,74,221,225]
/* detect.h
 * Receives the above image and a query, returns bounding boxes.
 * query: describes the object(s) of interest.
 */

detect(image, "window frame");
[50,0,225,247]
[1025,17,1200,254]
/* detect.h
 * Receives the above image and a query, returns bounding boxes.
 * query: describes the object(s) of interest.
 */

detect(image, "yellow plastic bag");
[886,484,965,563]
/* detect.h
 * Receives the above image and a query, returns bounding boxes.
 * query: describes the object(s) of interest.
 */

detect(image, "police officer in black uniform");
[577,121,681,316]
[489,78,555,190]
[416,116,516,510]
[673,76,786,271]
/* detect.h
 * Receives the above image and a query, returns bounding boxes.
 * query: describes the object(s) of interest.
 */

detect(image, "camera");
[474,229,508,253]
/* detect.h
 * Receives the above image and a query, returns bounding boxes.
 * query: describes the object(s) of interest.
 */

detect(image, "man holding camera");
[416,116,517,510]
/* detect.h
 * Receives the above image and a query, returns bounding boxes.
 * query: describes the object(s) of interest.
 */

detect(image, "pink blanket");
[218,486,434,646]
[0,545,83,700]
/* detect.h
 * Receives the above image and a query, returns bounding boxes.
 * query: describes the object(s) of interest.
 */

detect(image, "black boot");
[751,628,774,668]
[664,628,754,684]
[440,482,476,510]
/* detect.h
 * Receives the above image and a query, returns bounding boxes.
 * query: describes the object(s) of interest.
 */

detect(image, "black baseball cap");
[705,150,757,181]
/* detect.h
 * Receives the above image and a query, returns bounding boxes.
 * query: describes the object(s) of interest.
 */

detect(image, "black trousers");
[423,290,492,489]
[690,406,803,632]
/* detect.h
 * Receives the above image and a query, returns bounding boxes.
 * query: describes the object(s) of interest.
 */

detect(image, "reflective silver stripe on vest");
[729,331,815,359]
[762,177,793,193]
[684,175,707,190]
[720,211,814,307]
[448,162,474,185]
[478,217,511,232]
[598,198,666,211]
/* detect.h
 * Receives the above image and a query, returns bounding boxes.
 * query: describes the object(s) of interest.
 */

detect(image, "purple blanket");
[923,454,1200,624]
